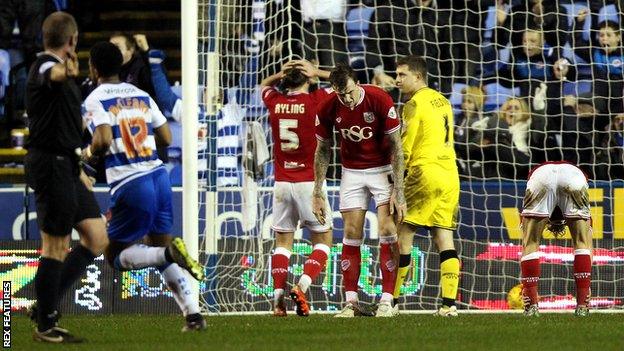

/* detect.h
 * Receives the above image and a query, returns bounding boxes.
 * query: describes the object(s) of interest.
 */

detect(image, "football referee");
[24,12,108,343]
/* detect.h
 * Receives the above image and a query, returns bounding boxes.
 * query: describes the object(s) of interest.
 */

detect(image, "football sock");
[520,252,541,306]
[35,257,63,332]
[393,254,412,305]
[274,289,284,305]
[271,247,291,294]
[440,250,460,308]
[114,244,168,271]
[380,235,398,300]
[158,263,200,316]
[341,238,362,302]
[58,245,97,297]
[300,243,330,293]
[573,249,592,307]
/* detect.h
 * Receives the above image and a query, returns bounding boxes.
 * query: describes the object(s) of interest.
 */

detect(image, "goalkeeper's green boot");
[169,238,205,281]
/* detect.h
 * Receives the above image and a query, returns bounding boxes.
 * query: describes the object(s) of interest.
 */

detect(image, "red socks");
[341,240,362,298]
[520,252,541,306]
[379,236,398,296]
[271,247,291,292]
[574,249,592,306]
[303,244,330,281]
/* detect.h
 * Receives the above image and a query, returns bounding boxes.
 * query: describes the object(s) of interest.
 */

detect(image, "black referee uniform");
[25,52,101,236]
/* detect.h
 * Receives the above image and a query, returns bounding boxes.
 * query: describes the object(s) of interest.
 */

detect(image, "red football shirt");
[315,85,400,170]
[263,86,332,182]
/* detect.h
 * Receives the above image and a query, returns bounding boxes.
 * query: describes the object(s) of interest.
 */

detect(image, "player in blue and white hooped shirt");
[81,42,206,331]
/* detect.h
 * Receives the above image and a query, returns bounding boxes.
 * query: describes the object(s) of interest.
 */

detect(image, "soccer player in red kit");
[313,64,406,317]
[261,60,333,317]
[520,162,592,316]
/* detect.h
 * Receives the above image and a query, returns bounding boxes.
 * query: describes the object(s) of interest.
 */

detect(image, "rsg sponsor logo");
[340,126,373,142]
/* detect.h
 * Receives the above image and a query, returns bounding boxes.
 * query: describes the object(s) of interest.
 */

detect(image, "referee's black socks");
[59,245,97,296]
[35,257,63,332]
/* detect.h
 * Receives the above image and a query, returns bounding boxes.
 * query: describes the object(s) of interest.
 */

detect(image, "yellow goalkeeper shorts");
[403,164,459,230]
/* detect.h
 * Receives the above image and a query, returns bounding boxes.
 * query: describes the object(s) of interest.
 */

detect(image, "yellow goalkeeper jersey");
[401,87,457,171]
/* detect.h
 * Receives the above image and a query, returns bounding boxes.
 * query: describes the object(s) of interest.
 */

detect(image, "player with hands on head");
[261,59,334,317]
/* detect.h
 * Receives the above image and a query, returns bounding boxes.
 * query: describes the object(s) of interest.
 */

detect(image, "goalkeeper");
[393,55,461,316]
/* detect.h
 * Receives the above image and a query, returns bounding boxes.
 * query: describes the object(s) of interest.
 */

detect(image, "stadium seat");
[562,42,587,65]
[562,3,591,42]
[0,49,9,116]
[562,80,593,96]
[170,83,182,99]
[598,4,619,23]
[449,83,467,108]
[52,0,68,10]
[482,6,498,41]
[346,6,374,54]
[498,45,511,65]
[484,83,519,111]
[162,118,182,185]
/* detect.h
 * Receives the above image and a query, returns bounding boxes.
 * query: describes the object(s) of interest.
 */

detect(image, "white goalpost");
[181,0,200,304]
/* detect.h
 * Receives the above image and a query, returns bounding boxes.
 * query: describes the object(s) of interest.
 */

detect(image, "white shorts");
[521,163,591,219]
[272,181,332,233]
[339,165,393,211]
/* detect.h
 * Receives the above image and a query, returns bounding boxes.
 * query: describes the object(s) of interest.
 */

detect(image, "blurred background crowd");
[0,0,622,184]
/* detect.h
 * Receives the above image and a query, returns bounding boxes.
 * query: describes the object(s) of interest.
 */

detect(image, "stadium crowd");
[0,0,623,183]
[230,0,624,181]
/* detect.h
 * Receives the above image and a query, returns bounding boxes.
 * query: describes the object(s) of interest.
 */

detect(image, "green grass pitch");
[9,313,623,350]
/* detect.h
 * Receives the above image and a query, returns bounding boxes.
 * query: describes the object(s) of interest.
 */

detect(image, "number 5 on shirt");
[279,118,299,152]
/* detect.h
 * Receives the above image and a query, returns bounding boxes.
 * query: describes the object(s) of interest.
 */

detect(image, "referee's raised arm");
[25,11,108,344]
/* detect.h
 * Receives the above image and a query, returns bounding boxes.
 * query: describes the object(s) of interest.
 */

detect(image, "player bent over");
[520,162,592,317]
[314,64,406,318]
[82,42,206,331]
[393,56,461,317]
[261,60,334,316]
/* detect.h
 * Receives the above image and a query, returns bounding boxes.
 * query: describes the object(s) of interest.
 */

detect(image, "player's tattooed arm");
[313,138,331,225]
[388,129,407,222]
[313,138,331,197]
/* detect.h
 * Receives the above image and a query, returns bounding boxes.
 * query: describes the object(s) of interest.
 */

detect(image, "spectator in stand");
[129,34,180,119]
[147,47,181,121]
[595,114,624,180]
[436,0,485,90]
[300,0,348,70]
[0,0,46,69]
[454,86,489,177]
[109,32,155,98]
[483,28,573,105]
[573,15,624,116]
[364,0,439,91]
[560,95,611,179]
[477,98,540,179]
[217,1,252,88]
[494,0,569,58]
[481,26,574,164]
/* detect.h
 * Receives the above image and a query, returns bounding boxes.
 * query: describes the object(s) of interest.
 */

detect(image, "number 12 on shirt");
[119,116,152,159]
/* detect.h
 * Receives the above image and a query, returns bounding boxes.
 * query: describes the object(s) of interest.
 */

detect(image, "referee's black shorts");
[25,149,102,236]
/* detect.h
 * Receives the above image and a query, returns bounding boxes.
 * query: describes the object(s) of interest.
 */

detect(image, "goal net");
[195,0,624,313]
